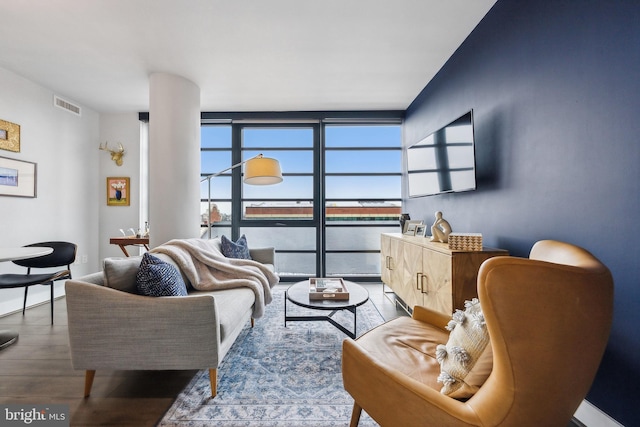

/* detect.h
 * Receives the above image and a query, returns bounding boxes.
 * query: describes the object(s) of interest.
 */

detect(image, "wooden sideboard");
[381,233,508,315]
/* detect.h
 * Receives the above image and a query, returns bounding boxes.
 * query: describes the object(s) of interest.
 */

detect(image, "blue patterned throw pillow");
[136,253,188,297]
[220,234,252,259]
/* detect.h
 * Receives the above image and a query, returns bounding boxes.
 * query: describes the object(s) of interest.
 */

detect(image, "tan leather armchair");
[342,240,613,427]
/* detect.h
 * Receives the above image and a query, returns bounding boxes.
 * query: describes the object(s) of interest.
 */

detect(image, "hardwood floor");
[0,283,580,427]
[0,283,404,426]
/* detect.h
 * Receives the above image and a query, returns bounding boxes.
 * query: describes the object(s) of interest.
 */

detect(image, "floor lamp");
[202,154,283,239]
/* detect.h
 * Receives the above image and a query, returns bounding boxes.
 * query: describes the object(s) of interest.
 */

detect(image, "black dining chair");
[0,241,76,324]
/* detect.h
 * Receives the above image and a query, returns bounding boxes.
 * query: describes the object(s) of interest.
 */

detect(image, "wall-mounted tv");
[407,110,476,197]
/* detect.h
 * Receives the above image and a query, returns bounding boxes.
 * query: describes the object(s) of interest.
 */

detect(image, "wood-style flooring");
[0,283,581,427]
[0,283,405,426]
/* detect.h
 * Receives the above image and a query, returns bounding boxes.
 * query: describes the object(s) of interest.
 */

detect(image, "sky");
[200,125,403,213]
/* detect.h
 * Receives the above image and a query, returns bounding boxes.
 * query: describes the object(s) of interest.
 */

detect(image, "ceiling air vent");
[53,95,81,116]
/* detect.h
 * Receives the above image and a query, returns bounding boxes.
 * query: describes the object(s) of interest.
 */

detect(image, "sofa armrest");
[249,246,275,265]
[65,279,221,371]
[73,271,105,286]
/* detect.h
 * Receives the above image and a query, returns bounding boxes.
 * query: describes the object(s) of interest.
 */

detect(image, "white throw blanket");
[150,238,279,318]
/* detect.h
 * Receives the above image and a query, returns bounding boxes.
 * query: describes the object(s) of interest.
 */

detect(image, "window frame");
[194,111,404,281]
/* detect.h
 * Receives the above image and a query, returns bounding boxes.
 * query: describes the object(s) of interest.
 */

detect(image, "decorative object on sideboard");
[430,211,452,243]
[399,213,411,232]
[403,220,423,236]
[448,233,483,251]
[0,156,36,198]
[106,176,130,206]
[402,219,422,234]
[0,119,20,152]
[414,223,427,237]
[99,142,125,166]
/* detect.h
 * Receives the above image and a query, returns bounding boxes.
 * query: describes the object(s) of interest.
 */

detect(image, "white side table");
[0,247,53,350]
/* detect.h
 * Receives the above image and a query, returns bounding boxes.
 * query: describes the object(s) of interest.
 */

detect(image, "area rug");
[158,287,383,426]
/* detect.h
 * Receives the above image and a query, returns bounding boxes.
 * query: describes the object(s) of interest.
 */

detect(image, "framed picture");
[404,221,421,236]
[0,119,20,152]
[107,177,130,206]
[415,224,427,237]
[0,156,36,198]
[403,219,423,234]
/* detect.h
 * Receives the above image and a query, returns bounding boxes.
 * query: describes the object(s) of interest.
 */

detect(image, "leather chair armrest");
[412,305,451,330]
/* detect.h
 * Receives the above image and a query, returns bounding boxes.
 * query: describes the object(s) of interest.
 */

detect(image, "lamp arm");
[202,154,263,239]
[200,154,263,182]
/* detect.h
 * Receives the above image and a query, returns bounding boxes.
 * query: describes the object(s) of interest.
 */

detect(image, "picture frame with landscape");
[0,156,36,198]
[403,220,423,235]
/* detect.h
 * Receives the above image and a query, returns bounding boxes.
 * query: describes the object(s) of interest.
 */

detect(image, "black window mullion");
[317,123,325,277]
[231,124,243,240]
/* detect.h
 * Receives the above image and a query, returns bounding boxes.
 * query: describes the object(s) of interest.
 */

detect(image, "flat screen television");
[407,110,476,197]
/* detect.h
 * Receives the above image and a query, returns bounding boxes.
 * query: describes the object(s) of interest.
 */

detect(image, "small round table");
[0,246,54,350]
[284,280,369,339]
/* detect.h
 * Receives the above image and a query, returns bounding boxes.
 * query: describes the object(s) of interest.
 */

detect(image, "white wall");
[0,67,100,315]
[98,113,143,261]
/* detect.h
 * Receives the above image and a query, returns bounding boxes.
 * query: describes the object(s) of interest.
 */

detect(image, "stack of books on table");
[309,278,349,300]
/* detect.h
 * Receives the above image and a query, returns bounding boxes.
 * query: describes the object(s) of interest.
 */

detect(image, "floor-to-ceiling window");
[200,123,233,238]
[200,113,402,281]
[239,124,319,278]
[323,124,402,278]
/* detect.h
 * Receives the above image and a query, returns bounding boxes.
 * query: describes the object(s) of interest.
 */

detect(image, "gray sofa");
[65,237,275,398]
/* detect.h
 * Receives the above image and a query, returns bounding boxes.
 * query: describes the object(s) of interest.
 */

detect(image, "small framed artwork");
[403,219,423,235]
[107,177,130,206]
[404,222,419,236]
[0,156,36,198]
[0,119,21,152]
[415,224,427,237]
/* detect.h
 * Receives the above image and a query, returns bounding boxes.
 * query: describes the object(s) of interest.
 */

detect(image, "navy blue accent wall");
[404,1,640,425]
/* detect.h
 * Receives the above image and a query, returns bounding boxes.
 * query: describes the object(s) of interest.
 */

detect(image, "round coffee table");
[284,280,369,339]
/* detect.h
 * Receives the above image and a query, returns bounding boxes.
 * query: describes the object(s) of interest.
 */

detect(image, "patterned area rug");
[158,286,383,427]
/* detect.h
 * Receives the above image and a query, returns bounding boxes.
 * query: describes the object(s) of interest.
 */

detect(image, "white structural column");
[148,73,201,248]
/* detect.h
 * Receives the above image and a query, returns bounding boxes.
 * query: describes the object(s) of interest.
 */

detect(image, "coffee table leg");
[326,308,358,339]
[349,306,357,338]
[353,307,357,337]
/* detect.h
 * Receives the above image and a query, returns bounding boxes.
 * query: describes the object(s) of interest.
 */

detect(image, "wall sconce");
[99,142,125,166]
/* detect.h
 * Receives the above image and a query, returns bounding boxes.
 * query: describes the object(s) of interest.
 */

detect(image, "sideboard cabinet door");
[420,248,453,314]
[380,233,508,315]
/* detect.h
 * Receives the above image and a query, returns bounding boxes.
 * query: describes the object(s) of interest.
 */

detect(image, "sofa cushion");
[436,298,492,399]
[136,253,188,297]
[221,234,251,259]
[103,256,142,294]
[150,252,191,289]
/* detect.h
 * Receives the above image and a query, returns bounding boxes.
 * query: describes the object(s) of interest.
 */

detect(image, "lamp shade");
[243,156,283,185]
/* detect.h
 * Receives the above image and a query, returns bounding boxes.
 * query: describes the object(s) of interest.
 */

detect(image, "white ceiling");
[0,0,496,113]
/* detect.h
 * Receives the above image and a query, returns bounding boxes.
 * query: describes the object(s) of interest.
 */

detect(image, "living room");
[0,1,638,426]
